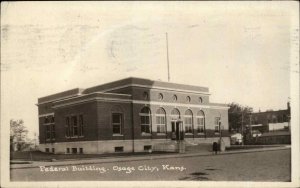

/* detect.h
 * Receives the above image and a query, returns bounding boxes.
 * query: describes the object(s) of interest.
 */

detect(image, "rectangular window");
[115,146,124,152]
[52,148,55,153]
[71,116,78,137]
[112,113,123,134]
[79,115,84,136]
[65,117,70,137]
[144,145,152,151]
[44,117,49,124]
[66,148,70,154]
[51,124,55,139]
[46,125,51,139]
[79,148,83,154]
[72,148,77,154]
[141,115,150,133]
[49,116,55,123]
[45,148,49,153]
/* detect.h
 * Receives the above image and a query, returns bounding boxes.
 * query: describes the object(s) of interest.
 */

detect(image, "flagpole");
[166,32,170,82]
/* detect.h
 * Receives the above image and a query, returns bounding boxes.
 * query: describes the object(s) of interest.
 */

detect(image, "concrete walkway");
[10,145,290,169]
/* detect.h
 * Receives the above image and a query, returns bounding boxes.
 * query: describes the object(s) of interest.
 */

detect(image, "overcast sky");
[1,2,298,138]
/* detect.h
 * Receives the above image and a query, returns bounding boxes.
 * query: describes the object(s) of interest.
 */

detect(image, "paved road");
[10,149,291,181]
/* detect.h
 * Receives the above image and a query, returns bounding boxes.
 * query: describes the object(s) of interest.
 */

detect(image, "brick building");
[37,77,230,154]
[249,103,291,134]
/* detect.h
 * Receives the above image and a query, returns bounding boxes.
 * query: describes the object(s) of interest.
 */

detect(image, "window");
[112,113,123,135]
[171,108,180,121]
[50,116,55,123]
[65,115,84,138]
[65,117,70,137]
[79,148,83,154]
[156,108,166,133]
[184,110,193,134]
[172,95,177,101]
[44,117,49,124]
[71,116,78,137]
[186,96,191,102]
[158,93,163,100]
[215,117,221,132]
[45,148,50,153]
[199,97,203,103]
[140,107,151,134]
[196,110,205,134]
[144,145,152,151]
[72,148,77,154]
[52,148,55,153]
[46,125,51,139]
[79,115,84,136]
[115,146,124,152]
[66,148,70,154]
[51,124,55,139]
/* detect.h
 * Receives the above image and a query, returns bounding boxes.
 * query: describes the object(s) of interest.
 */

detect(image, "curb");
[10,146,290,170]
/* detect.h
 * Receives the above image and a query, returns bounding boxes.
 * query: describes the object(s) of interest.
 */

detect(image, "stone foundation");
[39,137,230,154]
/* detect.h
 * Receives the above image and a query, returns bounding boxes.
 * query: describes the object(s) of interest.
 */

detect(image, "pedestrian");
[213,142,218,155]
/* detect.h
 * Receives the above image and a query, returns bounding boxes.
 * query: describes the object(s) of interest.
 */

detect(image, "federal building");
[37,77,230,154]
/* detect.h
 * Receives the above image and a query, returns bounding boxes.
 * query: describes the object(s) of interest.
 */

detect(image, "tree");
[228,103,253,134]
[10,119,29,151]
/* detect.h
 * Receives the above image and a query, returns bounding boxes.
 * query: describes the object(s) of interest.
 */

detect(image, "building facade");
[249,103,291,134]
[37,77,230,154]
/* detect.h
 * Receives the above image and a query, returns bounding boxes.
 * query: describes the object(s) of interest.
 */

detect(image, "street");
[10,149,291,181]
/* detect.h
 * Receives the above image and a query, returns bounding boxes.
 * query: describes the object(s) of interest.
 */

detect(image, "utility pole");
[166,32,170,82]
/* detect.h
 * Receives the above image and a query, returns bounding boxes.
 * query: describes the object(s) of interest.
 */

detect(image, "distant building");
[247,102,291,144]
[37,77,230,154]
[249,102,291,134]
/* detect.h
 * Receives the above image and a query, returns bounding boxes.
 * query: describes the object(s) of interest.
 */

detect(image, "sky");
[1,2,298,138]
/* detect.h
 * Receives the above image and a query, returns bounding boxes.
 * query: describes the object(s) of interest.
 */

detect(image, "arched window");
[172,95,177,102]
[170,108,180,121]
[156,108,166,133]
[158,93,163,100]
[199,97,203,103]
[196,110,205,134]
[186,96,191,102]
[140,107,151,134]
[184,110,193,133]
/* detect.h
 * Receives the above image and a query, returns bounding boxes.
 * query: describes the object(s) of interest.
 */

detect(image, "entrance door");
[171,121,184,140]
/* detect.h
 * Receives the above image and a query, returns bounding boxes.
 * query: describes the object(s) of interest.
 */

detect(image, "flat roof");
[38,77,210,103]
[83,77,209,94]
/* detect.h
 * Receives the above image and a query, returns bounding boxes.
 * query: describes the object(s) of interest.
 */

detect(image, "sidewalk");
[10,145,290,169]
